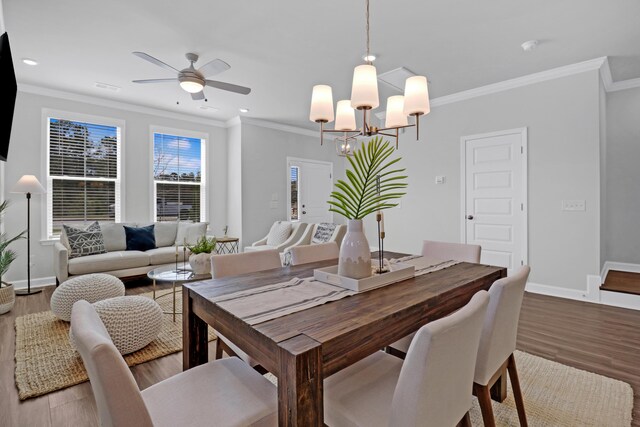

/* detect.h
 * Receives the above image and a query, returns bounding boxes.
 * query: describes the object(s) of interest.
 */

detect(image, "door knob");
[467,215,474,220]
[302,211,307,215]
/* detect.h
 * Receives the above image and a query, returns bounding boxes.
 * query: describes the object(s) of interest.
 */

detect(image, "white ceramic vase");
[0,282,15,315]
[338,219,372,279]
[189,253,212,275]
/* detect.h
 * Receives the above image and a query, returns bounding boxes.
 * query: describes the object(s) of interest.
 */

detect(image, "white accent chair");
[389,239,482,354]
[474,266,531,427]
[289,223,347,248]
[324,291,489,427]
[70,300,277,427]
[210,250,282,370]
[244,221,307,253]
[289,242,339,266]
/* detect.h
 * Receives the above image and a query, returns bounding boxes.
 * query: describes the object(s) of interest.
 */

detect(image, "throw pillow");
[63,222,107,259]
[124,225,156,251]
[266,221,292,247]
[311,223,337,244]
[175,221,208,246]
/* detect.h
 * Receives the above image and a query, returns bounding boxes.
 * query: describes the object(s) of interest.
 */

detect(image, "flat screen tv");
[0,32,17,162]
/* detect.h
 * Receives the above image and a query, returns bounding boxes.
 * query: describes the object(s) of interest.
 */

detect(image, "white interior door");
[288,158,333,224]
[461,129,527,273]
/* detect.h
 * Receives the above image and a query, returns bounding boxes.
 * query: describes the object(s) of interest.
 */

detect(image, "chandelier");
[309,0,430,153]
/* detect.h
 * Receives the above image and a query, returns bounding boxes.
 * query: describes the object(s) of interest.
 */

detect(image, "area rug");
[14,290,216,400]
[265,350,633,426]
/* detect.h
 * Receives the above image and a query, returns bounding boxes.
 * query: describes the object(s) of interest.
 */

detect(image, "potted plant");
[0,201,26,314]
[328,137,408,279]
[186,235,217,275]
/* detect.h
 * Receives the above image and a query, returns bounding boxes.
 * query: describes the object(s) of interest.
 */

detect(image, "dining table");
[182,251,507,426]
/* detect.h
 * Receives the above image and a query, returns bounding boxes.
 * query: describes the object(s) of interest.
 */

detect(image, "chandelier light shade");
[335,100,357,131]
[403,76,430,116]
[385,96,408,128]
[350,64,380,110]
[310,85,335,123]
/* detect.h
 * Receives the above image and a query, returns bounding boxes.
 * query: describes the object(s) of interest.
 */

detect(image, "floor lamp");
[11,175,45,295]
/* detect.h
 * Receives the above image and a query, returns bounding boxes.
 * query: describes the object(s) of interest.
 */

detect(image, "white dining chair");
[210,249,282,370]
[474,265,531,427]
[388,240,482,355]
[324,291,489,427]
[71,300,277,427]
[289,241,339,266]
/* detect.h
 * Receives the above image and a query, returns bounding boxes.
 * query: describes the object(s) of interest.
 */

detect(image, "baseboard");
[600,290,640,310]
[600,261,640,282]
[10,276,56,291]
[525,282,591,302]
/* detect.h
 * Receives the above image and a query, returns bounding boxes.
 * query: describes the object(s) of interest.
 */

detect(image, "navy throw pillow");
[124,225,156,251]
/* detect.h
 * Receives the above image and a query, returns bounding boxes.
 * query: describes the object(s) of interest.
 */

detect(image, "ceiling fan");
[132,51,251,100]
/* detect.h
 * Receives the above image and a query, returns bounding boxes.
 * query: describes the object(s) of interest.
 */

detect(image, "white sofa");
[244,221,308,253]
[54,221,206,285]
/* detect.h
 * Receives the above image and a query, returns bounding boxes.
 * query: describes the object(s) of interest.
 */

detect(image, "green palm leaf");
[328,137,408,219]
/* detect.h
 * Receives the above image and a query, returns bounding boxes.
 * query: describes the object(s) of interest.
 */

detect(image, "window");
[290,166,299,221]
[46,115,122,239]
[153,130,206,222]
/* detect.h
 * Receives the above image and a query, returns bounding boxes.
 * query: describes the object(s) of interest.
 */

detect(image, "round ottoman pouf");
[93,296,163,355]
[51,274,125,321]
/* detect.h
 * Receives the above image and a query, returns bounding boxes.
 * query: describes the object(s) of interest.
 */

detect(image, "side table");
[147,263,210,322]
[215,236,239,254]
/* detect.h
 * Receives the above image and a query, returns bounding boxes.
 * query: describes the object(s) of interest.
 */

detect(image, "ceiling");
[4,0,640,129]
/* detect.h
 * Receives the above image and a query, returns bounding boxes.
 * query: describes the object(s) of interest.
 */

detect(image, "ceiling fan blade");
[132,78,179,84]
[205,80,251,95]
[132,52,180,73]
[197,59,230,77]
[191,91,205,101]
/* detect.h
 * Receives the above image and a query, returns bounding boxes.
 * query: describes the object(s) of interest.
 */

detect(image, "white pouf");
[51,273,125,321]
[93,296,163,355]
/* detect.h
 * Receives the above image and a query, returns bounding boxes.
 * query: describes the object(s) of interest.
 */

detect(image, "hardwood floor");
[1,285,638,426]
[602,270,640,296]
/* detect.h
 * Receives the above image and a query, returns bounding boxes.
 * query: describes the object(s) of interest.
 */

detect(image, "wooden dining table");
[182,252,506,426]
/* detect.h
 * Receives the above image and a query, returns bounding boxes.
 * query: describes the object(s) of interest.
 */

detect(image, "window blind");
[153,132,205,222]
[47,118,121,238]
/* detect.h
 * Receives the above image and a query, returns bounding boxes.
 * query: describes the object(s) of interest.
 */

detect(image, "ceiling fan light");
[403,76,430,116]
[350,64,379,110]
[385,96,408,128]
[335,100,357,131]
[180,78,204,93]
[310,85,335,123]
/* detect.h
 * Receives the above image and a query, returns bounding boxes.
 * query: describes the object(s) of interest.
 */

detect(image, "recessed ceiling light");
[239,108,249,113]
[22,58,38,66]
[362,53,377,62]
[521,40,539,52]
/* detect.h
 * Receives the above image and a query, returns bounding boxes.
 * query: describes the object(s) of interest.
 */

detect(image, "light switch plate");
[435,176,446,184]
[562,200,586,211]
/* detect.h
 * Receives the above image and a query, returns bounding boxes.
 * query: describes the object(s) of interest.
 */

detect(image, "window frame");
[42,109,125,241]
[149,125,208,224]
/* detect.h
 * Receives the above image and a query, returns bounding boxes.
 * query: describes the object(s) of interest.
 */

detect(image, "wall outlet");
[562,200,586,211]
[435,175,446,184]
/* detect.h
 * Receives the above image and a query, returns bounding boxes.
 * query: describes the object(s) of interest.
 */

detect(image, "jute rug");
[265,350,633,426]
[14,290,216,400]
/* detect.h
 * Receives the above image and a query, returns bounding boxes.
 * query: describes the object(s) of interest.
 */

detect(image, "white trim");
[459,127,528,268]
[20,84,226,127]
[608,77,640,93]
[286,157,334,223]
[225,116,242,128]
[600,290,640,311]
[238,116,339,141]
[12,276,56,290]
[525,281,589,301]
[599,57,614,91]
[600,261,640,282]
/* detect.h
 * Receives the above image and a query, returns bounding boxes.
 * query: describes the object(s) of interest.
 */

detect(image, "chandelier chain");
[365,0,370,61]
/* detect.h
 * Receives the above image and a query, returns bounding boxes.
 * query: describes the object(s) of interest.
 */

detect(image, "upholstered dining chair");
[210,249,282,370]
[324,291,489,427]
[71,300,277,427]
[388,239,482,355]
[289,241,339,266]
[473,265,531,427]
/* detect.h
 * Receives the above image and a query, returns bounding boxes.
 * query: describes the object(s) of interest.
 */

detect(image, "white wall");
[364,70,602,291]
[604,86,640,265]
[1,90,227,283]
[226,120,242,242]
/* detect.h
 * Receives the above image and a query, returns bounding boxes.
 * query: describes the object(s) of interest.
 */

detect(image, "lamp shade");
[11,175,45,194]
[335,100,357,131]
[179,78,204,94]
[309,85,335,123]
[403,75,430,116]
[385,96,408,128]
[350,64,379,110]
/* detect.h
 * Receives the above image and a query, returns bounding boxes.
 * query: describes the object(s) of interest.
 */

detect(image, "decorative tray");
[313,262,415,292]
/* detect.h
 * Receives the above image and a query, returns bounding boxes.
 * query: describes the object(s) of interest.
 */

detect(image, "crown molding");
[237,116,337,141]
[18,83,227,128]
[608,77,640,92]
[599,57,614,91]
[226,116,242,127]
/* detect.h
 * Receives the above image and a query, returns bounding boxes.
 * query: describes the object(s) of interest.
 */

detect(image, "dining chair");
[210,249,282,370]
[473,265,531,427]
[70,300,277,427]
[324,290,489,427]
[289,241,339,266]
[388,239,482,355]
